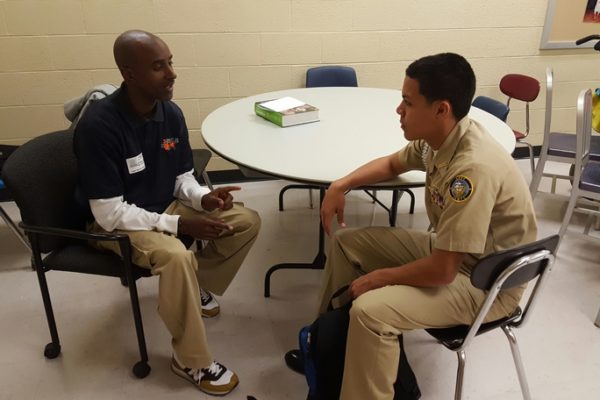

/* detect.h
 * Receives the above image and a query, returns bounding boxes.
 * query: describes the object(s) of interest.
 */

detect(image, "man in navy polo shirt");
[73,30,260,396]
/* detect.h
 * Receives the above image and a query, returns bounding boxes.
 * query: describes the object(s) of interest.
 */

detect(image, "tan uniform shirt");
[397,116,537,274]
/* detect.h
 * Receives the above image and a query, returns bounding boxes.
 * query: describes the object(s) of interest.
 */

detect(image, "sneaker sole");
[171,362,238,396]
[201,307,220,318]
[201,375,239,396]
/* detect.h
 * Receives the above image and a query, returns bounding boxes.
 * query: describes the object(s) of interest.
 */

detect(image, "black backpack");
[299,287,421,400]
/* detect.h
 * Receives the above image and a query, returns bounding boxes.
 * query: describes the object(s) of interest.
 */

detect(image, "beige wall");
[0,0,598,170]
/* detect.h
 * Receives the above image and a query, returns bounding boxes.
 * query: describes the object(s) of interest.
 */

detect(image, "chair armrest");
[20,222,139,279]
[19,222,130,244]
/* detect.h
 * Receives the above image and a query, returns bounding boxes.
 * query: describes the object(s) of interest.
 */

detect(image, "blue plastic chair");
[472,96,510,122]
[306,66,358,88]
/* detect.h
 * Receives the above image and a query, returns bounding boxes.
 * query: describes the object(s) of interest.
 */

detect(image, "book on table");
[254,97,319,127]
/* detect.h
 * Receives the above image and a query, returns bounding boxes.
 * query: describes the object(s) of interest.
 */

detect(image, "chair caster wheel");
[44,342,61,359]
[133,361,151,378]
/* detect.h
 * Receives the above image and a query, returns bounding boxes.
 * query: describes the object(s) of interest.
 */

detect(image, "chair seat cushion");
[548,132,576,158]
[43,243,152,279]
[425,307,522,350]
[548,132,600,161]
[580,162,600,193]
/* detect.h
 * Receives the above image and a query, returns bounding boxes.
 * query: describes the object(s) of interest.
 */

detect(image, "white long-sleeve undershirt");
[89,169,211,235]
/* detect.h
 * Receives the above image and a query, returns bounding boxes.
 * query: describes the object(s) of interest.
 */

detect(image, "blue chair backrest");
[0,179,5,190]
[306,66,358,88]
[472,96,510,122]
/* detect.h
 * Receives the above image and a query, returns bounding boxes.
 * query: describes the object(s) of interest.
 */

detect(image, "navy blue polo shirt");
[73,85,193,216]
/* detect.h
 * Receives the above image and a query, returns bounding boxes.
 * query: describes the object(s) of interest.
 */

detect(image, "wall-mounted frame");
[540,0,600,49]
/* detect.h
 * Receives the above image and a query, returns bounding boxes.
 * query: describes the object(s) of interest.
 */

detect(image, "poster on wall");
[583,0,600,22]
[541,0,600,49]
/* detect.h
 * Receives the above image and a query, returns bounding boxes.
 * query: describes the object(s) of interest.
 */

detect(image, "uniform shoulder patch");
[449,175,474,202]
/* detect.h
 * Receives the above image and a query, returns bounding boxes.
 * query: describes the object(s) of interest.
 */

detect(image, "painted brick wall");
[0,0,597,170]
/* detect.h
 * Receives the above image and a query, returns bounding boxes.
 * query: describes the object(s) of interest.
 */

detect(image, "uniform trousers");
[89,201,260,369]
[317,226,523,400]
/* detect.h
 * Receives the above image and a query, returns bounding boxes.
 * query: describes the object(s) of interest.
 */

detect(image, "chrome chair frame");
[426,236,558,400]
[530,68,600,198]
[558,89,600,243]
[455,251,553,400]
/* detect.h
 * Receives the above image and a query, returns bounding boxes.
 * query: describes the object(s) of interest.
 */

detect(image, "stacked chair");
[530,68,600,198]
[557,89,600,244]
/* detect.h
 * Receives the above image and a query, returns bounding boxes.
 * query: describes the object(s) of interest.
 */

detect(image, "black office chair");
[426,235,559,400]
[472,96,510,122]
[2,130,155,378]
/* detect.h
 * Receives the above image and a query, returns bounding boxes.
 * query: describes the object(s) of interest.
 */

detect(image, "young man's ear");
[436,100,452,118]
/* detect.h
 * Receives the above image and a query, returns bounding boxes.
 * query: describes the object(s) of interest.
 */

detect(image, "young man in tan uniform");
[315,53,537,399]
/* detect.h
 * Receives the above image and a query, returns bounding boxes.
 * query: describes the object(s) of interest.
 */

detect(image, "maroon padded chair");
[500,74,541,174]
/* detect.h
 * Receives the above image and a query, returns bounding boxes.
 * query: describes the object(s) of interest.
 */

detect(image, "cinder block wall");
[1,0,598,171]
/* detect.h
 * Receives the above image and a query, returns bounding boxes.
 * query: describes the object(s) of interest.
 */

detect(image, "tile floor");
[0,160,599,400]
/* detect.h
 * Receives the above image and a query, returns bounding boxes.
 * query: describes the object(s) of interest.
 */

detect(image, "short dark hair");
[405,53,476,120]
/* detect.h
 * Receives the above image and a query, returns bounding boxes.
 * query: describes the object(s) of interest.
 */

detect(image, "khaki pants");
[88,201,260,369]
[317,227,522,400]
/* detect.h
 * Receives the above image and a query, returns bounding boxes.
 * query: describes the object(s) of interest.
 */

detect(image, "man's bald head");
[112,30,176,109]
[113,30,165,70]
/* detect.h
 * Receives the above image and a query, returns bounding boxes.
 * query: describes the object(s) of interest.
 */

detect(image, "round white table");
[201,87,516,297]
[202,87,515,187]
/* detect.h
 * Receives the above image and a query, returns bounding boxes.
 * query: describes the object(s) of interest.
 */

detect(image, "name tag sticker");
[126,153,145,174]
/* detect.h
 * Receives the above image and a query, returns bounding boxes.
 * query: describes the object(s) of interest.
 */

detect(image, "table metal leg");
[264,188,327,298]
[264,185,418,297]
[278,184,320,211]
[362,188,416,227]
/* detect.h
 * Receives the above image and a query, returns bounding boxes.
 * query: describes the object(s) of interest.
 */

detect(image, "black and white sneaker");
[171,356,239,396]
[200,288,220,318]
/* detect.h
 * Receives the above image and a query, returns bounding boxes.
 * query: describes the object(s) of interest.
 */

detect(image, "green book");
[255,97,319,127]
